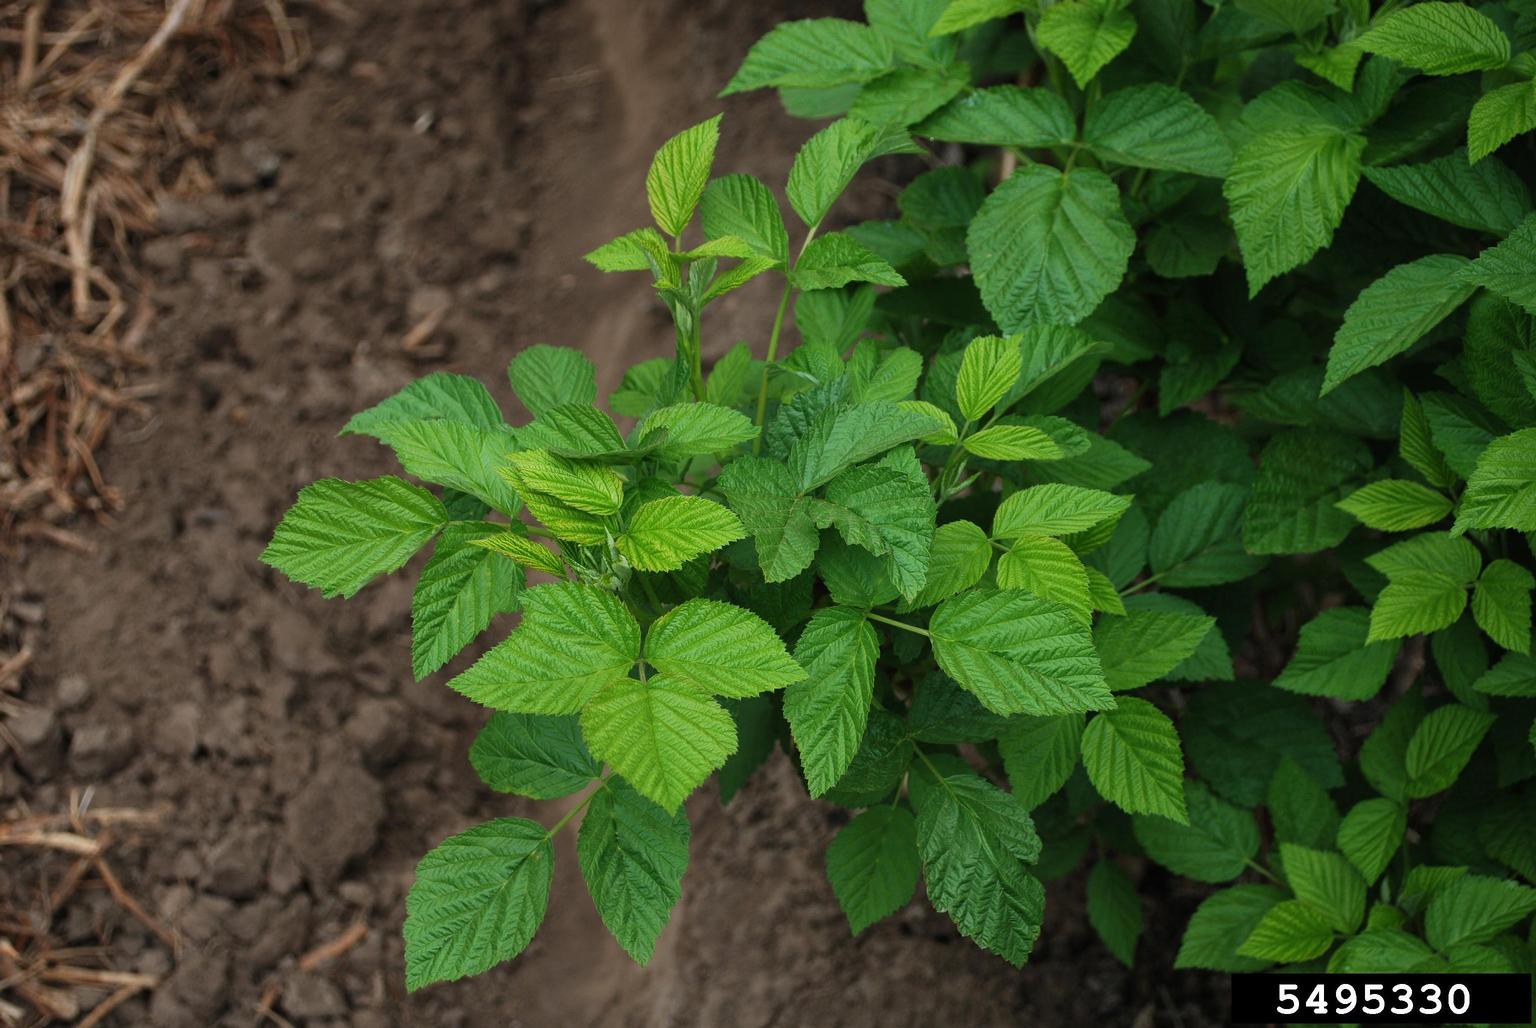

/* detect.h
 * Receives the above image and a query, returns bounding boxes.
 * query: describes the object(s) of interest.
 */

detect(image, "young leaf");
[1323,255,1477,393]
[929,0,1031,35]
[967,165,1136,330]
[646,115,721,238]
[1082,698,1188,823]
[507,345,598,416]
[618,496,746,572]
[826,806,921,935]
[449,583,640,714]
[1355,3,1510,76]
[1274,608,1400,701]
[1281,844,1366,935]
[1175,885,1287,972]
[1087,861,1142,967]
[580,675,735,813]
[1148,482,1265,587]
[1036,0,1137,88]
[262,477,447,599]
[996,534,1092,624]
[1083,85,1231,177]
[962,423,1063,460]
[915,85,1076,147]
[721,19,895,95]
[469,712,601,799]
[1093,610,1214,692]
[411,523,524,679]
[790,232,906,290]
[577,778,690,965]
[1363,149,1531,236]
[503,450,624,516]
[998,714,1084,810]
[471,529,566,577]
[1403,703,1497,798]
[644,598,804,699]
[784,607,878,797]
[992,484,1131,539]
[1468,80,1536,164]
[375,419,522,514]
[1134,781,1258,882]
[1236,899,1335,964]
[955,334,1023,422]
[930,588,1113,716]
[638,403,758,461]
[404,819,554,990]
[342,372,504,439]
[1337,798,1406,886]
[520,405,628,459]
[700,174,789,264]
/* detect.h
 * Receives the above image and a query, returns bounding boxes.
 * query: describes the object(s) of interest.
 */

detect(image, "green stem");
[1120,571,1164,597]
[1245,858,1280,884]
[868,611,930,638]
[753,281,794,452]
[546,776,609,838]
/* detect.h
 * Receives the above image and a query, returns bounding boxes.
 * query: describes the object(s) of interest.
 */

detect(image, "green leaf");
[1281,844,1366,935]
[722,19,895,95]
[1082,698,1187,822]
[786,118,884,227]
[1274,607,1400,701]
[930,588,1113,716]
[1455,428,1536,534]
[469,712,600,799]
[581,676,735,813]
[826,806,921,935]
[1224,125,1364,296]
[1242,430,1373,555]
[1146,212,1228,279]
[1323,255,1477,393]
[700,174,789,263]
[404,818,553,990]
[1401,391,1456,490]
[1149,482,1266,587]
[449,583,640,714]
[1369,572,1473,643]
[507,345,597,416]
[1356,3,1510,76]
[783,607,878,797]
[968,165,1136,330]
[585,227,672,274]
[1094,610,1214,692]
[719,456,822,582]
[262,477,447,599]
[470,529,565,577]
[850,67,967,129]
[1134,780,1257,882]
[915,85,1076,147]
[646,115,721,237]
[343,372,504,439]
[955,334,1023,422]
[577,778,690,965]
[1184,684,1344,807]
[373,419,522,514]
[1364,149,1531,236]
[962,423,1063,460]
[1473,559,1535,653]
[1422,392,1504,479]
[617,496,746,572]
[637,402,758,461]
[1468,80,1536,164]
[1087,860,1142,966]
[1237,899,1336,964]
[790,232,906,290]
[997,534,1092,624]
[1175,885,1287,971]
[914,770,1045,966]
[1235,0,1333,34]
[929,0,1030,35]
[998,715,1084,810]
[1268,758,1340,850]
[823,450,936,599]
[1337,798,1406,885]
[1462,213,1536,314]
[899,519,992,611]
[503,450,624,516]
[789,400,942,491]
[519,405,627,459]
[644,598,804,699]
[1036,0,1137,88]
[1083,85,1230,177]
[993,484,1131,539]
[411,523,523,679]
[1404,703,1497,798]
[1337,479,1453,532]
[1424,875,1536,950]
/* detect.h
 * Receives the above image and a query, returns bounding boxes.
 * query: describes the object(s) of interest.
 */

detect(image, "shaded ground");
[4,0,1226,1023]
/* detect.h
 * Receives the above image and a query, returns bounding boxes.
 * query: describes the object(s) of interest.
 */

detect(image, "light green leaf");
[1337,799,1406,885]
[1237,899,1335,963]
[1224,125,1364,296]
[790,232,906,290]
[470,529,565,577]
[1275,607,1400,700]
[826,806,921,935]
[1281,844,1366,935]
[1356,3,1510,76]
[700,174,789,263]
[1401,390,1456,490]
[929,0,1031,35]
[469,712,600,799]
[404,818,553,990]
[993,484,1131,539]
[786,117,883,227]
[1364,149,1531,235]
[577,778,689,965]
[968,165,1135,329]
[1149,482,1266,587]
[449,583,640,714]
[998,714,1084,810]
[1134,780,1257,882]
[646,115,721,237]
[1094,610,1214,692]
[519,404,627,459]
[1087,860,1142,967]
[262,477,447,599]
[1323,255,1477,393]
[1461,212,1536,314]
[930,588,1113,716]
[1425,875,1536,950]
[503,450,624,516]
[1082,697,1187,822]
[585,227,672,274]
[507,345,597,416]
[581,676,735,813]
[1473,558,1535,653]
[411,523,523,679]
[618,496,746,572]
[373,419,521,514]
[343,372,504,439]
[915,85,1076,147]
[962,423,1063,460]
[1036,0,1137,88]
[784,607,878,797]
[1084,85,1231,177]
[955,334,1023,422]
[1369,571,1472,642]
[898,519,992,611]
[722,19,895,95]
[637,402,759,461]
[1474,652,1536,696]
[1404,703,1497,797]
[1468,79,1536,164]
[1337,479,1453,531]
[1175,885,1287,971]
[997,534,1092,624]
[1455,428,1536,534]
[1242,430,1372,555]
[644,597,804,699]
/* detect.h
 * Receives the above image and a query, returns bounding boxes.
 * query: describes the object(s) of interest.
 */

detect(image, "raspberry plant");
[264,0,1536,999]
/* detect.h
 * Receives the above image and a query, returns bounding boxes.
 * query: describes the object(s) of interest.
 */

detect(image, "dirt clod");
[284,759,385,889]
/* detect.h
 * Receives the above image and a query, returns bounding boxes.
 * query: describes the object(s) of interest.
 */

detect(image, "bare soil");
[4,1,1228,1023]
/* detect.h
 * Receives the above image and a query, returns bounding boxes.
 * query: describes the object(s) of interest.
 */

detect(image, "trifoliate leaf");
[1404,703,1497,798]
[1134,780,1257,882]
[791,232,907,290]
[1237,899,1335,964]
[992,484,1131,540]
[1175,885,1287,972]
[1468,79,1536,164]
[1355,3,1510,76]
[898,519,992,611]
[955,334,1023,422]
[784,607,878,797]
[644,597,804,699]
[1281,844,1365,935]
[1473,558,1535,654]
[470,529,566,577]
[967,165,1135,329]
[411,523,523,679]
[375,419,522,514]
[1087,860,1142,967]
[646,114,721,237]
[1036,0,1137,88]
[262,477,447,599]
[1149,482,1266,587]
[469,712,600,799]
[618,496,746,572]
[1323,255,1477,393]
[507,345,598,416]
[1243,430,1373,555]
[450,583,640,714]
[930,588,1113,716]
[577,777,690,965]
[1364,149,1531,235]
[581,675,735,813]
[722,19,895,95]
[1337,798,1406,886]
[1083,698,1187,822]
[996,534,1092,624]
[1275,607,1400,700]
[914,85,1076,147]
[998,714,1084,810]
[1224,125,1364,296]
[1094,610,1214,692]
[343,372,504,439]
[826,805,921,935]
[404,818,553,990]
[1083,84,1231,177]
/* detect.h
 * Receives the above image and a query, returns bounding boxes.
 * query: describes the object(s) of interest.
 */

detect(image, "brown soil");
[4,1,1228,1024]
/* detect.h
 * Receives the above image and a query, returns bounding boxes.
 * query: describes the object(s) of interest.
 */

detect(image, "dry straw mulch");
[1,0,315,554]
